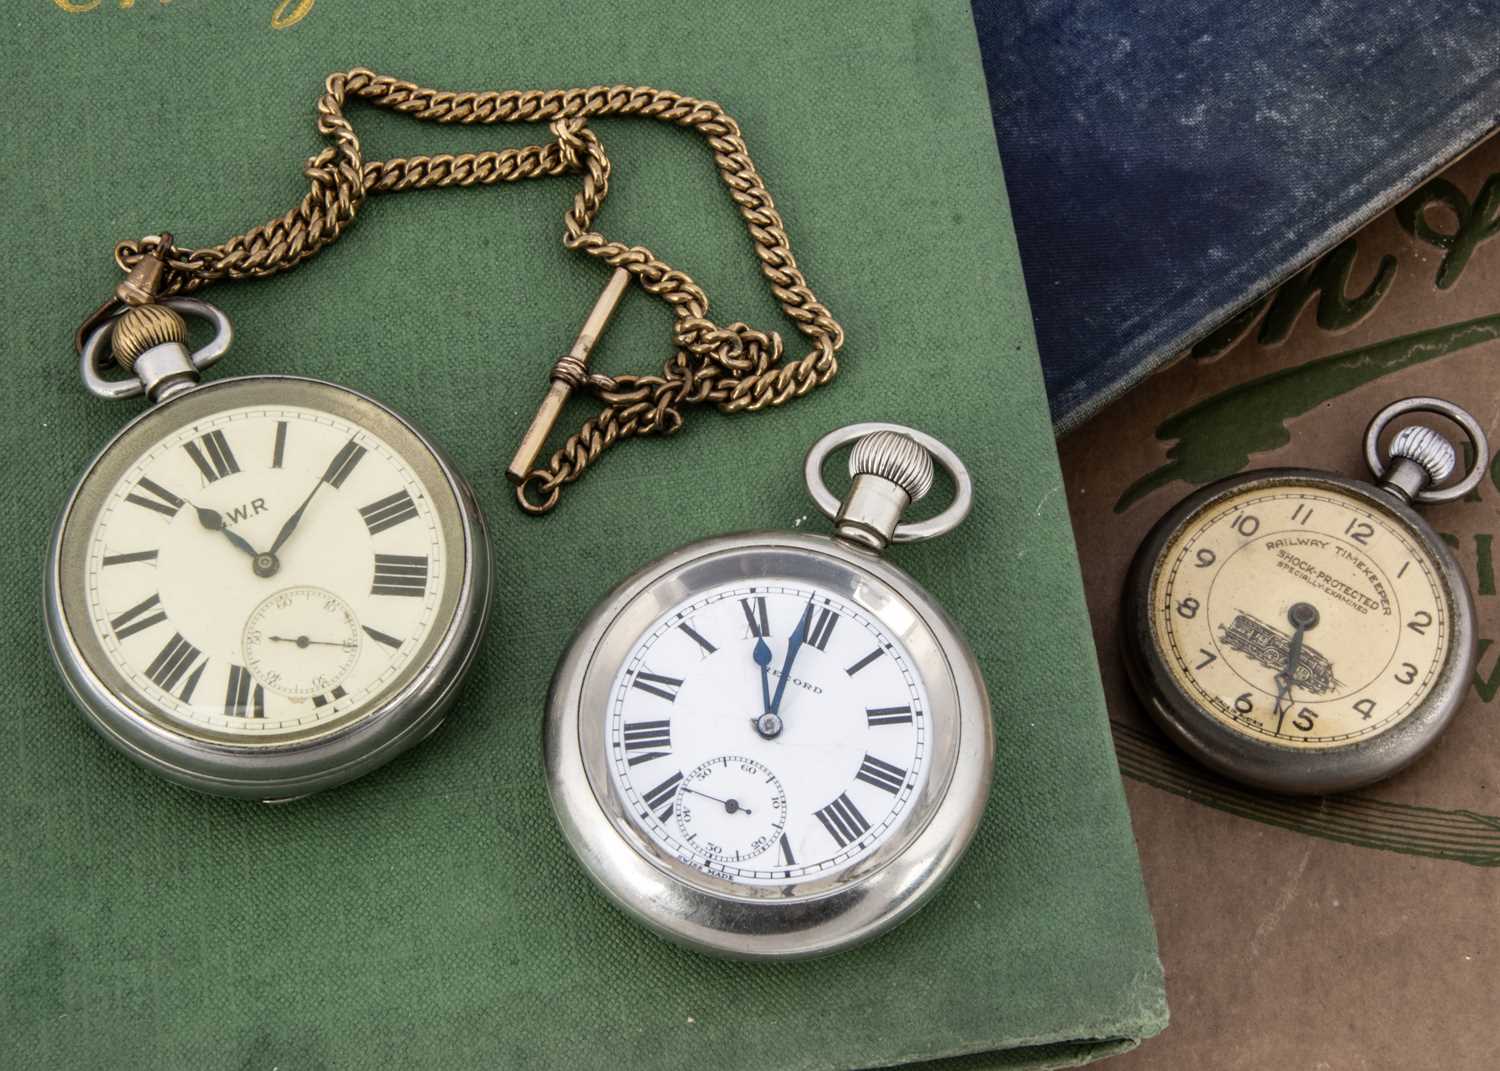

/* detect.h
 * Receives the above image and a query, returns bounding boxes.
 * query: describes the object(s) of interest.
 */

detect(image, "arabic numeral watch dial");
[1123,397,1487,795]
[46,298,491,800]
[545,423,994,959]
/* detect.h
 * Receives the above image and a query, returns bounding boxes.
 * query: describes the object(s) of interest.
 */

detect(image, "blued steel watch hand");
[767,599,814,718]
[1274,603,1318,734]
[753,637,773,714]
[193,505,260,560]
[1272,667,1297,733]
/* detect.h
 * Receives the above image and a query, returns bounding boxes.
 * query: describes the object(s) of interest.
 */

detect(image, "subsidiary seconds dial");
[675,756,789,864]
[242,586,362,699]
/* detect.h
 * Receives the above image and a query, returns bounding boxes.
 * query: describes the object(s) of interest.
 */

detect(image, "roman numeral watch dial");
[47,300,490,800]
[1123,398,1486,796]
[545,424,994,959]
[610,584,930,883]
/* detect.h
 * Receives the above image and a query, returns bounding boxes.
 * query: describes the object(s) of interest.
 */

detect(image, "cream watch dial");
[607,581,931,885]
[83,404,446,738]
[1152,484,1450,748]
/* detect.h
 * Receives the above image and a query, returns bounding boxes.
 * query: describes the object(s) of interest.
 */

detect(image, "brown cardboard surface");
[1068,137,1500,1069]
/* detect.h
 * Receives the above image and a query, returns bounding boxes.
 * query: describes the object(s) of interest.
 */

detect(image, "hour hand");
[753,637,773,709]
[194,505,259,560]
[752,637,779,738]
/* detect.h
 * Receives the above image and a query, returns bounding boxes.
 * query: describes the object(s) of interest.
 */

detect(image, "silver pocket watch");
[545,423,994,958]
[1123,397,1486,795]
[46,297,491,800]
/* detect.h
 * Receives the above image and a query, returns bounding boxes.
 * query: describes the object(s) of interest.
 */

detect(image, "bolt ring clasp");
[1364,396,1489,504]
[80,298,233,401]
[804,421,973,544]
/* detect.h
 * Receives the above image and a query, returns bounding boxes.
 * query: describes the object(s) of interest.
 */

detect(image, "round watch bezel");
[1122,468,1476,795]
[544,530,993,959]
[45,374,492,800]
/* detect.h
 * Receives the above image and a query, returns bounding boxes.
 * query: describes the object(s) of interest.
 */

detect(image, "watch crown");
[1390,425,1457,486]
[849,430,935,504]
[111,302,189,371]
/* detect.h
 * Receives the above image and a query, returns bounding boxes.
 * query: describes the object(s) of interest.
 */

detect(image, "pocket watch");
[544,423,993,958]
[1123,397,1486,795]
[45,296,492,800]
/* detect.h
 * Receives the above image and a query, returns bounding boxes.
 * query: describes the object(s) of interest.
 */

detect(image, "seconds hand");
[269,635,356,649]
[682,786,752,815]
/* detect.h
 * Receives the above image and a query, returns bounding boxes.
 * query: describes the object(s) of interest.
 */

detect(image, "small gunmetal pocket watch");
[545,423,993,958]
[1124,397,1487,795]
[46,287,491,800]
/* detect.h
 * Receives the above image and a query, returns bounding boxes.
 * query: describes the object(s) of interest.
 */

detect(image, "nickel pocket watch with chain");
[48,69,849,798]
[1123,397,1488,795]
[545,424,993,958]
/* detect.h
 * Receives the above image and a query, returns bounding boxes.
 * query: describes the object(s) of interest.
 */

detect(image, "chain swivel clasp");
[115,232,172,307]
[506,267,632,485]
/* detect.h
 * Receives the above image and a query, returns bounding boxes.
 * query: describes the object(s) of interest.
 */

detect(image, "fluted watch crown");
[849,430,935,503]
[112,303,190,371]
[1390,425,1457,486]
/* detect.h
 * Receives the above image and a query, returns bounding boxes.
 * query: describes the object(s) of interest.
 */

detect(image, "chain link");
[110,68,845,513]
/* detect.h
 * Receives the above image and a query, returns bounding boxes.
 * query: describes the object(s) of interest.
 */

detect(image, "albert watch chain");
[49,69,845,798]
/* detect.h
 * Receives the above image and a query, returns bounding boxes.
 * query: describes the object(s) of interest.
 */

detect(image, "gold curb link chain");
[107,68,845,513]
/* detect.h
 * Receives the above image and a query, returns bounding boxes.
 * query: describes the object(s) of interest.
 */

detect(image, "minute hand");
[1274,626,1307,733]
[767,603,812,716]
[269,478,324,555]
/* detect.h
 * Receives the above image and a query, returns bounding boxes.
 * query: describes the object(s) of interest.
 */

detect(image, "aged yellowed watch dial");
[1151,483,1451,748]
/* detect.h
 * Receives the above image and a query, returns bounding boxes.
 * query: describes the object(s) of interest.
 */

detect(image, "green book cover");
[1,2,1164,1067]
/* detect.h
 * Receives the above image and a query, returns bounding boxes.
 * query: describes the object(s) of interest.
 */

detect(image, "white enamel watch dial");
[84,403,444,734]
[608,582,930,884]
[545,424,994,959]
[48,369,489,800]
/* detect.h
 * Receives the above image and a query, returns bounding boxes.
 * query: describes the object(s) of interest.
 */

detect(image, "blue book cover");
[973,0,1500,430]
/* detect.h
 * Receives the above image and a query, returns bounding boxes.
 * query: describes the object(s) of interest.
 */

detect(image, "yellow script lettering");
[271,0,316,29]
